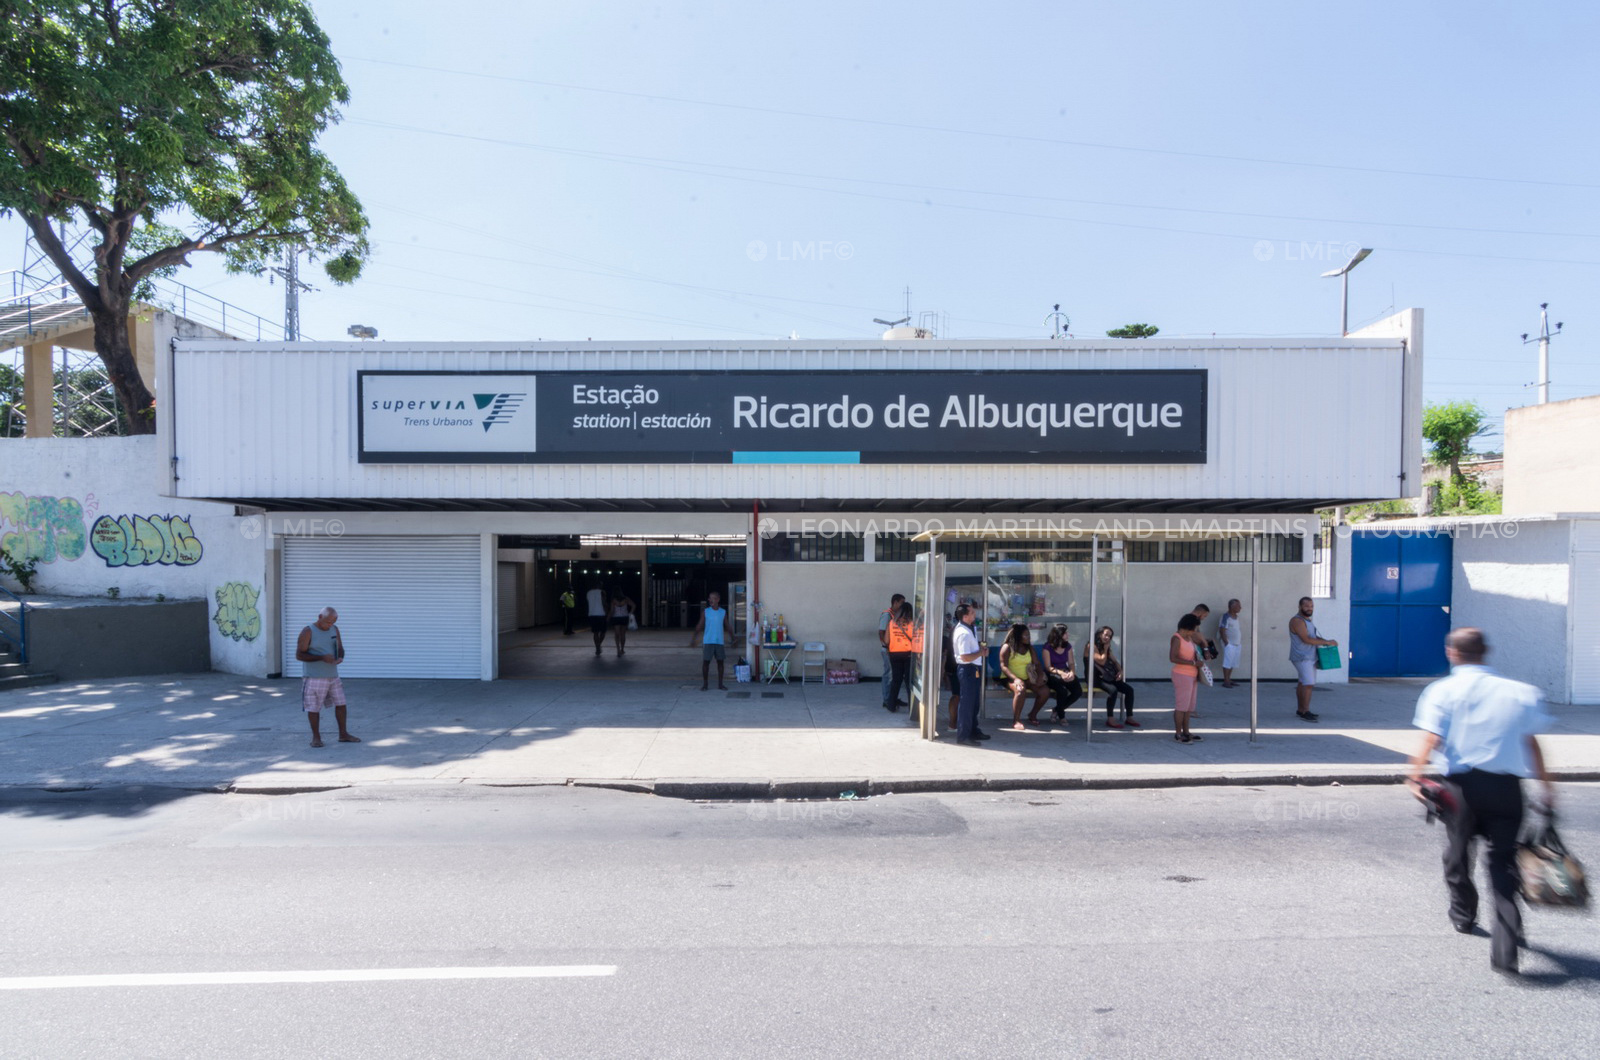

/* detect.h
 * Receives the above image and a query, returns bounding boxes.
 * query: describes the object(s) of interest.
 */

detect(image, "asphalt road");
[3,782,1599,1059]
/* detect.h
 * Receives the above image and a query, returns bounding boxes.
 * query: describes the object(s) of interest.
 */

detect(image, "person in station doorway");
[951,603,990,745]
[295,607,360,748]
[692,590,731,691]
[1219,598,1243,687]
[1288,596,1338,721]
[1407,627,1555,977]
[609,589,637,657]
[560,587,577,635]
[586,584,609,656]
[880,593,906,710]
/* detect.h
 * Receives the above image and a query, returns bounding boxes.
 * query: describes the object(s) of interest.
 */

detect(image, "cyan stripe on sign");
[731,451,861,464]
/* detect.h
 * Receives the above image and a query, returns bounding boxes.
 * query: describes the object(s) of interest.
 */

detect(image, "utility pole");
[1521,303,1563,405]
[268,245,313,341]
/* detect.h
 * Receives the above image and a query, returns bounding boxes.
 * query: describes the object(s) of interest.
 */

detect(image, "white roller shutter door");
[497,563,519,633]
[283,536,483,678]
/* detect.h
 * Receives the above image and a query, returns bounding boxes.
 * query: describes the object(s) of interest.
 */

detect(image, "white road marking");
[0,965,616,990]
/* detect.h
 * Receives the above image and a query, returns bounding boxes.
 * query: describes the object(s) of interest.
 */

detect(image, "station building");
[105,310,1424,686]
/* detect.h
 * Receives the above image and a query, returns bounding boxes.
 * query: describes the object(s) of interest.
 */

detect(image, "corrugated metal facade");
[166,333,1421,506]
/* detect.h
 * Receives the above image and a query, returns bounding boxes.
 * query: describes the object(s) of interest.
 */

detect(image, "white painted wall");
[1450,519,1571,701]
[0,436,268,675]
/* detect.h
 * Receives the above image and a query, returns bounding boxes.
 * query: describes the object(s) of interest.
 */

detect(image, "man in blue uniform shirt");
[1408,627,1555,976]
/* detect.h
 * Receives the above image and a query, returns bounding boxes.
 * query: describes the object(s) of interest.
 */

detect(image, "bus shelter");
[907,527,1276,744]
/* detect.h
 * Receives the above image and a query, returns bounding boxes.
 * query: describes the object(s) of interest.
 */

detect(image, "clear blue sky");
[8,0,1599,446]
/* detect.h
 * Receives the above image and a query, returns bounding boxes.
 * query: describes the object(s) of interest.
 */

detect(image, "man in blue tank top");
[692,590,731,691]
[296,607,360,748]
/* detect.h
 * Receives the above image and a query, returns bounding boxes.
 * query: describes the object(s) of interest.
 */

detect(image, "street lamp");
[1320,247,1372,336]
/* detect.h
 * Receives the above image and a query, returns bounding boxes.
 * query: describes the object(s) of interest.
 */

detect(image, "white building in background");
[7,312,1428,692]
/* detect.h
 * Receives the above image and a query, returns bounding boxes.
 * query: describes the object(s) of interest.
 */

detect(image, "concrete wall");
[758,561,907,675]
[1503,395,1600,515]
[0,436,268,676]
[7,597,209,678]
[1449,519,1571,700]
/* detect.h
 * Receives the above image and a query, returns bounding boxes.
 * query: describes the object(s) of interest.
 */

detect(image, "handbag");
[627,613,638,631]
[1315,644,1342,670]
[1198,662,1214,687]
[1518,810,1589,908]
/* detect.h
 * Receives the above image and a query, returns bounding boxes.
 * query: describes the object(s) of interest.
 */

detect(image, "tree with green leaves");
[1106,323,1160,338]
[1422,400,1488,482]
[0,0,368,434]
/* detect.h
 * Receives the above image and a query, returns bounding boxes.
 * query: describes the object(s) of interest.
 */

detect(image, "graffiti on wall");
[0,493,88,563]
[213,581,261,642]
[90,514,204,567]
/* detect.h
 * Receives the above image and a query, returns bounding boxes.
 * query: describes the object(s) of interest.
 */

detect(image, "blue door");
[1350,530,1452,677]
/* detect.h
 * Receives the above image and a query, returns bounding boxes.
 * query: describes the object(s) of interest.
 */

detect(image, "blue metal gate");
[1349,529,1452,677]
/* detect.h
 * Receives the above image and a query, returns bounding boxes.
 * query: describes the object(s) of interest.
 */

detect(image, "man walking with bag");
[1407,627,1555,977]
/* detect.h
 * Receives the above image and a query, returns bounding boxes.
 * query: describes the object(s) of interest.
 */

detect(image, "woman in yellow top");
[1000,623,1049,731]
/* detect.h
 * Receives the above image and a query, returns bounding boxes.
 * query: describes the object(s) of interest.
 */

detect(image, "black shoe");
[1453,921,1476,935]
[886,704,899,712]
[1297,711,1320,722]
[972,732,992,741]
[954,737,978,746]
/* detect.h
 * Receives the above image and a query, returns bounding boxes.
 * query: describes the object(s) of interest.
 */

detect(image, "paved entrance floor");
[499,625,710,679]
[3,669,1598,796]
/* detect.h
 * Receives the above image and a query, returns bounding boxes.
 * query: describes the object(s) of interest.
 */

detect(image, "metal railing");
[1,270,287,347]
[0,584,26,665]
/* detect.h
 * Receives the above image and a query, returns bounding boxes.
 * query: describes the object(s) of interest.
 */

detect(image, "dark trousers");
[562,607,574,635]
[881,646,895,707]
[1046,673,1083,713]
[956,663,981,741]
[887,652,912,709]
[1092,677,1136,714]
[1443,769,1525,970]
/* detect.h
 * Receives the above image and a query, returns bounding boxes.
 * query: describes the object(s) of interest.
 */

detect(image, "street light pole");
[1321,248,1373,336]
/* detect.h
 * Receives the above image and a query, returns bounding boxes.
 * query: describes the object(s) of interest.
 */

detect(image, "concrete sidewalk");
[2,671,1598,798]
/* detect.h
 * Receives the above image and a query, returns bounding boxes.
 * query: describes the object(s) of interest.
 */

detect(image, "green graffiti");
[90,514,204,567]
[0,493,88,564]
[213,581,261,642]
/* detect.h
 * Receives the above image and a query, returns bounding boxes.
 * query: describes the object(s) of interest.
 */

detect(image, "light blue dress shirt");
[1412,664,1551,777]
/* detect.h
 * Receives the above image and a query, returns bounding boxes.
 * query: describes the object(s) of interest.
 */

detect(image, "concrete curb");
[3,770,1598,802]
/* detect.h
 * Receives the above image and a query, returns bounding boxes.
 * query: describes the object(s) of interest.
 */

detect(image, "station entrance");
[495,532,749,680]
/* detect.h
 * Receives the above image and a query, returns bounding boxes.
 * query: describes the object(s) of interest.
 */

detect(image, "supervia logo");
[474,393,526,432]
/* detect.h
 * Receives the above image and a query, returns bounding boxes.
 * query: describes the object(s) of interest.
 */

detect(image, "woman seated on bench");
[1001,623,1050,731]
[1085,624,1139,729]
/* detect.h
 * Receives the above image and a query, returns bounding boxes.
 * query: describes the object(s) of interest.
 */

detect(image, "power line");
[343,55,1600,191]
[345,119,1600,270]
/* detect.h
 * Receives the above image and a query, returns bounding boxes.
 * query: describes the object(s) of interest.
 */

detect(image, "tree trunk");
[90,305,157,435]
